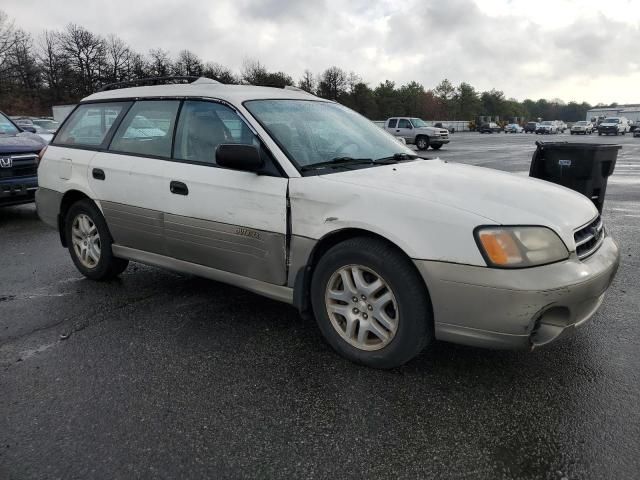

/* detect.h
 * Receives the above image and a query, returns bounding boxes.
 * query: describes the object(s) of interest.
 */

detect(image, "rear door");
[89,100,180,255]
[50,102,130,184]
[163,100,288,285]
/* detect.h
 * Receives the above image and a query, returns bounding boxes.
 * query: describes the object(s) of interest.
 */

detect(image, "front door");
[162,100,288,285]
[396,118,414,142]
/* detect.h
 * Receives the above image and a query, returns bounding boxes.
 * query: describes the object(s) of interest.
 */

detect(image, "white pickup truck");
[384,117,450,150]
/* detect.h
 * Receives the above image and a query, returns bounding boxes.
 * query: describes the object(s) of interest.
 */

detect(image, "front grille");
[0,153,38,179]
[574,215,605,260]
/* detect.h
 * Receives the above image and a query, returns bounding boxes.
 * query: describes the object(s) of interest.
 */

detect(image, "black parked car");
[478,122,502,133]
[0,111,46,207]
[524,122,538,133]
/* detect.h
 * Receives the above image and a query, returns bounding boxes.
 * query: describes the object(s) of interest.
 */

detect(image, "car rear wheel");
[65,199,129,281]
[311,237,433,368]
[416,136,429,150]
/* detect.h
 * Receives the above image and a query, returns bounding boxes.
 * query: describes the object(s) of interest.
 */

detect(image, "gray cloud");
[2,0,639,103]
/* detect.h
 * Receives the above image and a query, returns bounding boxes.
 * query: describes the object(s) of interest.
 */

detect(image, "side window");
[388,119,397,128]
[55,102,129,147]
[109,100,180,158]
[398,119,411,128]
[174,100,257,164]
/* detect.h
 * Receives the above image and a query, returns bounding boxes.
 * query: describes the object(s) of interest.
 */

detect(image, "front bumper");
[0,176,38,206]
[414,236,620,350]
[429,136,450,145]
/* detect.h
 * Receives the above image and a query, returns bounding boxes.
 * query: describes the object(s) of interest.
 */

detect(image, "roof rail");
[97,76,221,92]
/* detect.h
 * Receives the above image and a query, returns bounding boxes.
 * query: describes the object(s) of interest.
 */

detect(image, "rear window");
[55,103,129,147]
[387,119,397,128]
[109,100,180,158]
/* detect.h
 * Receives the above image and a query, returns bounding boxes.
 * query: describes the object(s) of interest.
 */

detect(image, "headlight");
[474,226,568,268]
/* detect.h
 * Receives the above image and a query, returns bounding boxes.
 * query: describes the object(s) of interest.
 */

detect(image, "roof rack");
[97,76,221,92]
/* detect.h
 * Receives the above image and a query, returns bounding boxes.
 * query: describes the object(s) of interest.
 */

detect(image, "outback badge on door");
[0,157,12,168]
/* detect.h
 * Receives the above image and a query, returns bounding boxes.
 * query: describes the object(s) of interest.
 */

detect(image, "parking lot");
[1,132,639,479]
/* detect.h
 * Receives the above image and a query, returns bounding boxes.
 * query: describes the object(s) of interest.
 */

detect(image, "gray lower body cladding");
[35,187,63,227]
[414,236,620,349]
[101,201,287,285]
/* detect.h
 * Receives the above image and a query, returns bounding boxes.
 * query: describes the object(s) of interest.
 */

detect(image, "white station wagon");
[36,78,620,368]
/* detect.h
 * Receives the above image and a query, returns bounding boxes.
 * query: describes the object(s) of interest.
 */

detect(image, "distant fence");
[372,120,472,132]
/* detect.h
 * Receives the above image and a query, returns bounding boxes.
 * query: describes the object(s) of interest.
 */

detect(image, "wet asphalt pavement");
[1,132,639,479]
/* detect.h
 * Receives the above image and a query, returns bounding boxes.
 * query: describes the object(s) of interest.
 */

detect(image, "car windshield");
[244,100,415,170]
[410,118,428,128]
[541,121,553,125]
[0,113,20,134]
[575,121,587,125]
[603,118,619,124]
[32,119,59,129]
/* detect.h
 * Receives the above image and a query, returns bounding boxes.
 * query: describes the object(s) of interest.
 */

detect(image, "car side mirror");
[407,125,413,129]
[21,126,37,133]
[216,144,264,173]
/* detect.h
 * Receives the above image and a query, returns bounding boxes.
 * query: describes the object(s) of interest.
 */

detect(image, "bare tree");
[203,61,236,83]
[297,69,315,93]
[148,48,171,77]
[5,30,40,90]
[317,66,348,100]
[241,58,267,85]
[0,10,17,72]
[173,49,203,77]
[59,24,106,95]
[104,34,130,83]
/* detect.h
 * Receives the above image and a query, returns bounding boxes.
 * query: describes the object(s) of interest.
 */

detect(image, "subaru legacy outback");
[36,78,620,368]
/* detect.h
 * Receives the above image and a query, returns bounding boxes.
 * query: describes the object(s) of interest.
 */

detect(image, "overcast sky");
[3,0,640,104]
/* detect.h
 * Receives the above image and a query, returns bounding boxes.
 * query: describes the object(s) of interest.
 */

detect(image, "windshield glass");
[541,121,553,125]
[575,121,587,125]
[32,119,59,130]
[603,118,619,124]
[244,100,414,169]
[410,118,428,128]
[0,113,19,134]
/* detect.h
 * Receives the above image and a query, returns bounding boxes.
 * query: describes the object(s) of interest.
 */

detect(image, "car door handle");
[170,181,189,196]
[396,129,400,132]
[92,168,105,180]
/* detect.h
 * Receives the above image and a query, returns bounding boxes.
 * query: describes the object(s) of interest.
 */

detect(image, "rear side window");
[387,119,397,128]
[174,100,257,164]
[398,119,411,128]
[55,103,129,147]
[109,100,180,158]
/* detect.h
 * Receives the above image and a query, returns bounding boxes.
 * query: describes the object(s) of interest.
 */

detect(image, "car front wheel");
[65,199,129,281]
[416,136,429,150]
[430,144,442,150]
[311,237,433,368]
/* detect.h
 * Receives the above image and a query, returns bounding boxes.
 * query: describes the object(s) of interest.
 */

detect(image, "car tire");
[65,199,129,281]
[310,237,433,369]
[430,144,442,150]
[416,136,429,150]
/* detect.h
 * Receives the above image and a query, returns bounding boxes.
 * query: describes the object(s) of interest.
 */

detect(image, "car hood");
[0,132,46,153]
[416,127,446,134]
[600,123,618,127]
[322,159,597,246]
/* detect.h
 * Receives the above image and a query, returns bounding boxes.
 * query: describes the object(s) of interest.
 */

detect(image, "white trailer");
[52,104,76,123]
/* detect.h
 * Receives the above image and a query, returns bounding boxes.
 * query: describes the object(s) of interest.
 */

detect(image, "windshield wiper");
[373,153,419,163]
[300,157,374,171]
